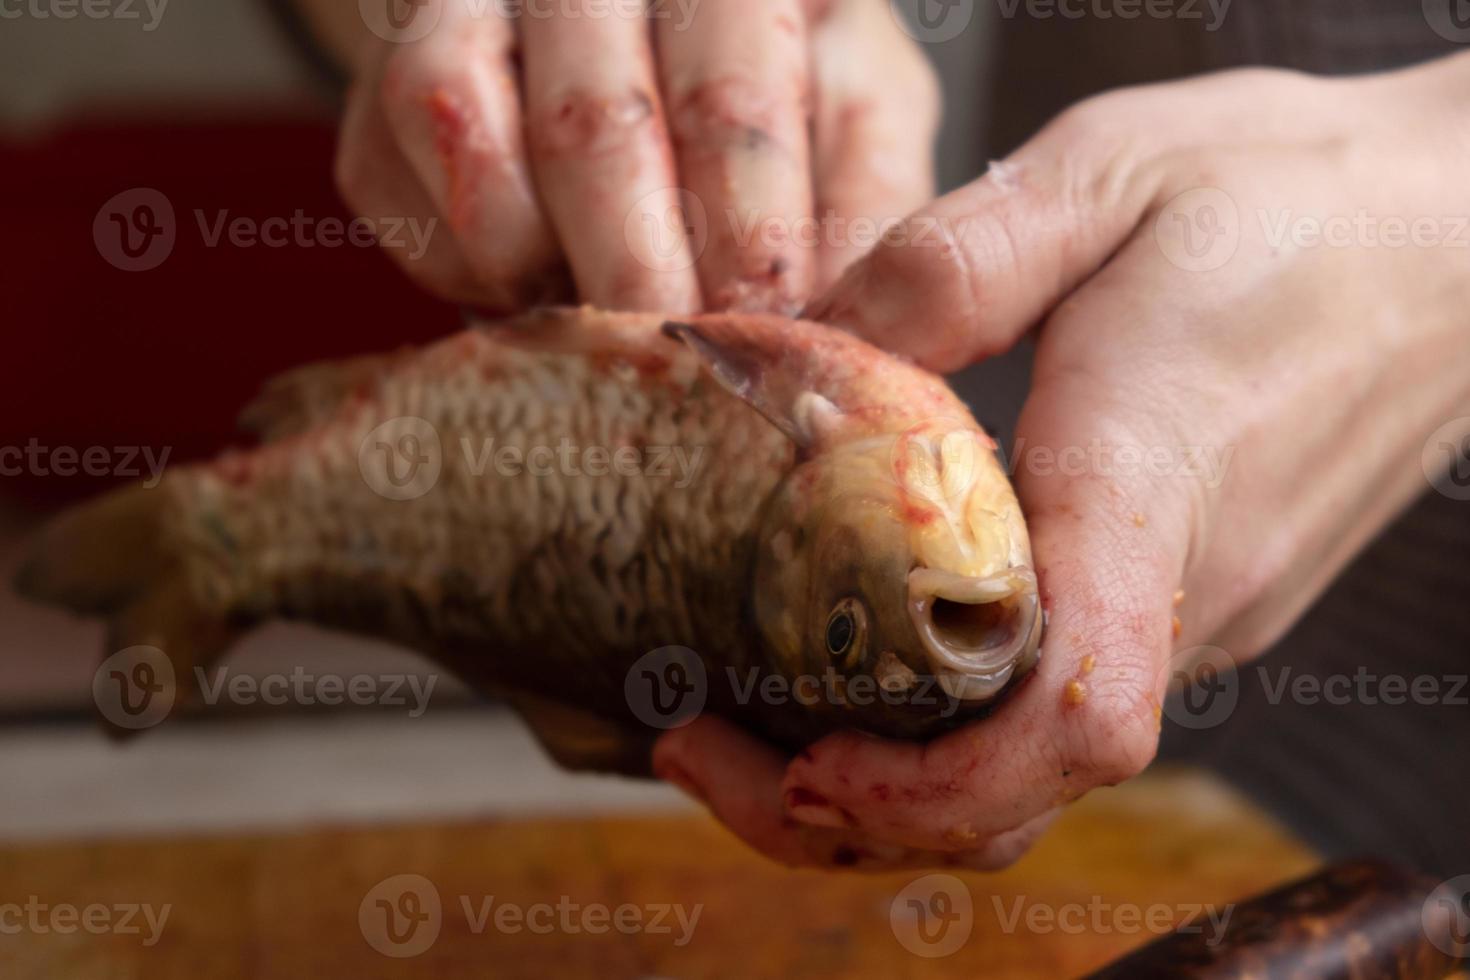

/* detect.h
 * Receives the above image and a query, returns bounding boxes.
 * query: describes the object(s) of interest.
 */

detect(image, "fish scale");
[171,322,788,704]
[15,308,1042,770]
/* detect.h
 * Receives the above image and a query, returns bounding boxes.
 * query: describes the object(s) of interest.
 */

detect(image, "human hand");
[654,57,1470,869]
[332,0,939,314]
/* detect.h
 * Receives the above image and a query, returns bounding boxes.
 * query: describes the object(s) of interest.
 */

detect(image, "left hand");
[327,0,939,314]
[652,55,1470,869]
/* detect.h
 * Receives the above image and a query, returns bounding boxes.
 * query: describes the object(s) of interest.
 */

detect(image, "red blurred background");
[1,111,461,505]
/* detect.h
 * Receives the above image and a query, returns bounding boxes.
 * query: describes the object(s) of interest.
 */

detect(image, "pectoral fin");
[506,691,656,778]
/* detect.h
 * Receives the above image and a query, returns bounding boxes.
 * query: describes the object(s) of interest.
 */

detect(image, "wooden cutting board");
[0,768,1319,979]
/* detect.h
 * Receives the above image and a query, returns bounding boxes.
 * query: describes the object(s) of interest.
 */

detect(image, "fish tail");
[14,482,241,734]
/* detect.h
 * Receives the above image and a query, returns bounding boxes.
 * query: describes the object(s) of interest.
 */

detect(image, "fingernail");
[784,787,854,829]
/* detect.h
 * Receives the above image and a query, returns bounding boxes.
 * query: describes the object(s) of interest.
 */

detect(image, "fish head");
[666,314,1042,738]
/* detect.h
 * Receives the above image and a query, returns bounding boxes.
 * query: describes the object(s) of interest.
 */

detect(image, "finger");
[378,5,566,311]
[780,390,1191,851]
[656,0,815,312]
[808,0,939,290]
[803,101,1164,372]
[654,717,1056,871]
[337,54,484,302]
[520,1,700,313]
[653,716,842,868]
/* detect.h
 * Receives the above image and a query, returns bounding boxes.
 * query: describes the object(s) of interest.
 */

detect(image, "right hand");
[334,0,940,315]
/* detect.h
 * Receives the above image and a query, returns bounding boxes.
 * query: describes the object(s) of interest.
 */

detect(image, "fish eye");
[825,598,867,665]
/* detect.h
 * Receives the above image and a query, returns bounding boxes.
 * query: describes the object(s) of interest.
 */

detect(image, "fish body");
[17,308,1041,773]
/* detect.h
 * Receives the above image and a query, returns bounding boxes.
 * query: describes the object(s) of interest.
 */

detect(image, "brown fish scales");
[16,308,1042,774]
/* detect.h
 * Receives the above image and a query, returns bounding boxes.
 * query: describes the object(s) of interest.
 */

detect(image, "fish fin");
[14,485,241,737]
[507,691,656,777]
[663,313,964,454]
[239,351,404,441]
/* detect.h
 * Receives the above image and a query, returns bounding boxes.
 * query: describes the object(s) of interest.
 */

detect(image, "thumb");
[805,110,1160,373]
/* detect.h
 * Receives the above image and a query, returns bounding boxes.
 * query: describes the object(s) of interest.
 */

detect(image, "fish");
[14,307,1041,774]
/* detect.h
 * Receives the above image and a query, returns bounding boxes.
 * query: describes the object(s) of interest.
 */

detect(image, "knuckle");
[668,75,806,154]
[526,87,659,160]
[1063,681,1161,787]
[378,46,425,111]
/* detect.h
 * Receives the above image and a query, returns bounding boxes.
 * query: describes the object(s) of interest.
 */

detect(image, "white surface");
[0,709,690,842]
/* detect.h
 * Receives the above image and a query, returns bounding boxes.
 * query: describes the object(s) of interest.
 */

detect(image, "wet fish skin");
[15,307,1041,771]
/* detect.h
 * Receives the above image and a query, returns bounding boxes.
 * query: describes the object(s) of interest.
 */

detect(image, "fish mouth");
[908,566,1043,703]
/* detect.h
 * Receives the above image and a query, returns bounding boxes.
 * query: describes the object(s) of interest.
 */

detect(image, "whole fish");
[15,308,1041,773]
